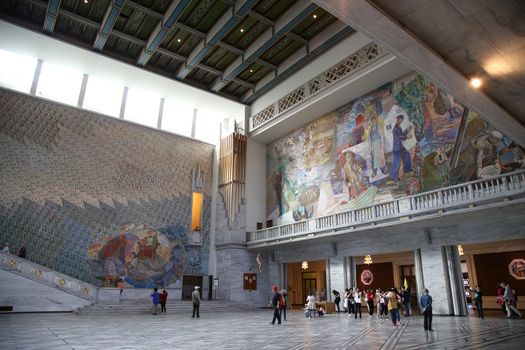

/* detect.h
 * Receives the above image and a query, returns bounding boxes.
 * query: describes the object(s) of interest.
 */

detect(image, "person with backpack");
[270,286,282,324]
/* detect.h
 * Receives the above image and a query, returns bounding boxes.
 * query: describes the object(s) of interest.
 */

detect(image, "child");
[317,306,325,317]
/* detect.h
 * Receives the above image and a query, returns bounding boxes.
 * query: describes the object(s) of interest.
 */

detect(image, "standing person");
[17,245,27,258]
[345,288,354,317]
[497,283,507,315]
[159,290,168,313]
[270,286,282,324]
[402,288,411,317]
[117,279,124,296]
[473,285,484,319]
[366,290,374,316]
[504,283,523,318]
[390,114,413,181]
[1,242,10,254]
[387,288,398,326]
[420,288,433,332]
[332,289,341,312]
[353,288,362,319]
[279,289,288,321]
[192,286,201,318]
[306,292,316,319]
[151,287,160,315]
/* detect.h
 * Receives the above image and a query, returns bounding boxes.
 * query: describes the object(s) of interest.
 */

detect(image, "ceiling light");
[313,14,317,19]
[177,38,181,43]
[301,261,308,270]
[240,28,244,33]
[364,255,373,265]
[249,69,253,73]
[458,244,464,256]
[84,0,88,3]
[470,77,482,88]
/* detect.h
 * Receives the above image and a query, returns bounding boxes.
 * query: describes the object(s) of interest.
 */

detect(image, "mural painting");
[88,224,191,288]
[267,73,525,225]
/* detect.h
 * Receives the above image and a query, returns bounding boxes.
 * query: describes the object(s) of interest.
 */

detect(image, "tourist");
[378,290,387,319]
[345,288,354,317]
[17,245,27,258]
[151,287,159,315]
[270,286,282,324]
[160,290,168,313]
[306,292,316,319]
[473,285,484,319]
[402,288,411,316]
[192,286,201,318]
[117,279,124,296]
[497,283,507,315]
[317,305,325,317]
[387,288,398,326]
[332,289,341,312]
[353,288,362,319]
[366,289,374,316]
[504,283,523,319]
[420,288,433,331]
[278,289,288,321]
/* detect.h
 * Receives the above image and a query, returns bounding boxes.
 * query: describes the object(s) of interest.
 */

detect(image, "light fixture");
[470,77,482,88]
[301,261,308,270]
[249,69,253,73]
[177,38,181,43]
[84,0,88,3]
[240,28,244,33]
[458,244,464,256]
[364,255,373,265]
[313,14,317,19]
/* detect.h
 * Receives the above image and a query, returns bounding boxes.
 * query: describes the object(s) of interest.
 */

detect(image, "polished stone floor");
[1,309,524,349]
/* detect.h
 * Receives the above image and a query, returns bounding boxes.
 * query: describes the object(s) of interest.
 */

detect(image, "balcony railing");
[247,170,525,247]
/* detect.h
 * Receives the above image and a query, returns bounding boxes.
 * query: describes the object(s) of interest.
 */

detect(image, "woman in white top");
[353,288,362,319]
[306,293,316,318]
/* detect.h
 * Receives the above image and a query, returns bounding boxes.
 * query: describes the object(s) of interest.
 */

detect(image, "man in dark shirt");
[420,288,433,331]
[270,286,282,325]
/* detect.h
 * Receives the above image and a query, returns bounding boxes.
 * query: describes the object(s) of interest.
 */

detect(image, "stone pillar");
[414,248,425,306]
[348,256,357,288]
[444,245,468,316]
[328,256,345,300]
[419,245,453,315]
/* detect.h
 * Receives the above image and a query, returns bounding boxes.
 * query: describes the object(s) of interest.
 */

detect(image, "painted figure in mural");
[343,152,365,201]
[434,146,450,186]
[272,171,284,216]
[365,108,387,178]
[292,185,320,221]
[472,130,501,178]
[390,115,413,181]
[408,144,424,195]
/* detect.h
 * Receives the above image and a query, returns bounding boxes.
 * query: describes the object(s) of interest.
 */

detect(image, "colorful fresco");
[88,224,187,288]
[267,73,525,225]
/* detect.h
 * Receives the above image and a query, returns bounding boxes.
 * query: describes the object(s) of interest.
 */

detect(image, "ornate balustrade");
[247,170,525,247]
[0,252,96,301]
[249,43,384,132]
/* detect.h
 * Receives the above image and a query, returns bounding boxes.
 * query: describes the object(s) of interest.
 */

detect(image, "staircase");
[76,299,259,315]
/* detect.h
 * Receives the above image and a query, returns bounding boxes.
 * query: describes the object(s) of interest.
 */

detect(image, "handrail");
[0,252,97,301]
[247,170,525,245]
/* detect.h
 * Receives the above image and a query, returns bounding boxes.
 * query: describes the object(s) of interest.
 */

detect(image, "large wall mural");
[0,89,214,287]
[267,72,525,225]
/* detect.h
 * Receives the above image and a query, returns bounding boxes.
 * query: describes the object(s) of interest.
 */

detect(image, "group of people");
[496,282,522,319]
[269,286,289,324]
[149,286,201,317]
[1,242,26,258]
[331,287,433,331]
[304,292,325,318]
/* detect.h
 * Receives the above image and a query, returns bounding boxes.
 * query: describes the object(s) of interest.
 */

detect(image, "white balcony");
[246,170,525,248]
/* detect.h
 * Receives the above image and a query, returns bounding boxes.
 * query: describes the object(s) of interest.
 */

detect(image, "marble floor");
[0,310,524,349]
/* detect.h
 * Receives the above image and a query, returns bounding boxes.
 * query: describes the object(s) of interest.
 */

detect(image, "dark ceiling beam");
[137,0,192,66]
[176,0,258,79]
[93,0,126,51]
[242,22,354,104]
[211,1,317,92]
[43,0,61,33]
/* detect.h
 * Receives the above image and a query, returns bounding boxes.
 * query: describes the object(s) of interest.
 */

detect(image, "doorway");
[400,264,417,310]
[182,275,203,300]
[302,272,317,301]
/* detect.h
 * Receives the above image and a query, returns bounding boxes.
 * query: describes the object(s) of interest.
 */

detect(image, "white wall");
[0,20,247,130]
[245,137,267,231]
[250,32,372,115]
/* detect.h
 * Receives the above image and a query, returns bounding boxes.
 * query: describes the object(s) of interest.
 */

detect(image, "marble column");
[414,248,425,306]
[348,256,357,288]
[444,245,468,316]
[419,245,453,315]
[328,256,345,300]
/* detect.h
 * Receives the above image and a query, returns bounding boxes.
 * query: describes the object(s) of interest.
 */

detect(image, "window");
[36,61,84,105]
[191,192,203,232]
[83,75,124,117]
[0,49,37,93]
[124,87,160,128]
[162,99,194,137]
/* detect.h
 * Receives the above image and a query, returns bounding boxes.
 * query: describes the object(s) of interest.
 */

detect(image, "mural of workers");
[365,107,387,178]
[390,115,413,181]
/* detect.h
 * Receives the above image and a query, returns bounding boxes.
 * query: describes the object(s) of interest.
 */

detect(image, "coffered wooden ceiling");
[0,0,354,103]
